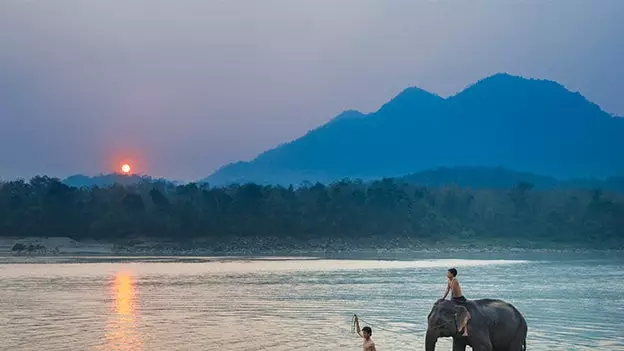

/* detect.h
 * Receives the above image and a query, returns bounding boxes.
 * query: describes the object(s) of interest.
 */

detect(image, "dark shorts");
[452,296,467,304]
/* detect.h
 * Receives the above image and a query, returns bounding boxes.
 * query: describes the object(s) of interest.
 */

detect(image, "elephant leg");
[452,337,467,351]
[470,339,493,351]
[507,322,528,351]
[506,335,526,351]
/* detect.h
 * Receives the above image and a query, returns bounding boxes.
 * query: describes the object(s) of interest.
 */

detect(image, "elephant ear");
[454,305,470,321]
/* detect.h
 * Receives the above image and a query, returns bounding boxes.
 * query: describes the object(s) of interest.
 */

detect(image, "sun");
[121,164,131,174]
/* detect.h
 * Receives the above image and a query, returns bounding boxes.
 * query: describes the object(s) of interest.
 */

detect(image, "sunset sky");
[1,0,623,181]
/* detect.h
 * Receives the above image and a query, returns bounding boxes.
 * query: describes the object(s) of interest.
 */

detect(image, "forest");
[0,176,622,248]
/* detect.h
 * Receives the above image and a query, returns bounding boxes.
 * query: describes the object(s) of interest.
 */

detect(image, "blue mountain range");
[204,73,624,185]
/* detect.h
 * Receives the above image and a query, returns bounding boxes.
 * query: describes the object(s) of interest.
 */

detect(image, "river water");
[0,254,622,350]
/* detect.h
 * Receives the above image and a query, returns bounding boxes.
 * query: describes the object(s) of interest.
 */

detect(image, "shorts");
[452,296,467,304]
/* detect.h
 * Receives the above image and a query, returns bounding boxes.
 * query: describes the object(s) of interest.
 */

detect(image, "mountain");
[204,73,624,185]
[63,173,173,188]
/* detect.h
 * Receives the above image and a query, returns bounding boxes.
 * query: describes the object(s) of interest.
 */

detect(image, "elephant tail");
[510,315,528,351]
[523,316,528,350]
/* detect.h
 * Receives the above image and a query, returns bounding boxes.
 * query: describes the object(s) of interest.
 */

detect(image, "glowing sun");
[121,164,131,174]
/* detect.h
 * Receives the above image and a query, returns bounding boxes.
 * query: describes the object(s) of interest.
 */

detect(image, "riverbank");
[1,236,622,257]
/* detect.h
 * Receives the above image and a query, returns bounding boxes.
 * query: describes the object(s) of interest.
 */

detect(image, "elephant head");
[425,299,470,351]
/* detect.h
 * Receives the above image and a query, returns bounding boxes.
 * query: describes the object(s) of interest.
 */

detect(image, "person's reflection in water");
[105,271,144,351]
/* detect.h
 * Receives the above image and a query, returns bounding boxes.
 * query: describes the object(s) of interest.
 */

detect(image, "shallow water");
[0,256,622,350]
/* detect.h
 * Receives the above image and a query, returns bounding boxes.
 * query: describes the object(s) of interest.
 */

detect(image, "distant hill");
[63,173,172,188]
[204,73,624,185]
[61,167,624,193]
[401,166,624,193]
[402,167,559,189]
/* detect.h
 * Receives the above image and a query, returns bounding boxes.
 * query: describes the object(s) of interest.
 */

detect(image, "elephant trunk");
[425,329,438,351]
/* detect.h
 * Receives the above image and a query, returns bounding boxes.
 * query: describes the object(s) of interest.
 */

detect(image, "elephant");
[425,298,527,351]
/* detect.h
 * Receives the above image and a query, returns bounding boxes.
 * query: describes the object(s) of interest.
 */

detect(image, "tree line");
[0,176,622,246]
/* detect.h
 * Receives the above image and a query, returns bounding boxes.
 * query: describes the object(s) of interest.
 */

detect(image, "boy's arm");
[355,316,363,338]
[371,342,377,351]
[441,281,450,299]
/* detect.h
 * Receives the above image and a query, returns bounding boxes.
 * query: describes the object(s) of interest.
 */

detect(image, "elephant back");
[474,298,527,346]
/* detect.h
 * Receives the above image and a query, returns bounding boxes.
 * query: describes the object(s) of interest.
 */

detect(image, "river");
[0,254,622,350]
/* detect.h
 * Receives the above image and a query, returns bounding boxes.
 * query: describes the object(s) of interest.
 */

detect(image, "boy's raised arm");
[355,316,363,338]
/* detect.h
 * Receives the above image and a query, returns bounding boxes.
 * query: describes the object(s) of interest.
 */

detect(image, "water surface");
[1,256,622,350]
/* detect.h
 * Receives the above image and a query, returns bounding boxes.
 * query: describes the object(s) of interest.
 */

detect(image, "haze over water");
[1,256,622,350]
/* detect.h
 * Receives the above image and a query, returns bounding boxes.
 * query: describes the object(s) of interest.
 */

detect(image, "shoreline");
[1,236,622,258]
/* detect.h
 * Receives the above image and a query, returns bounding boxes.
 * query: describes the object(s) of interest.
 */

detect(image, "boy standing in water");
[440,268,470,337]
[354,316,376,351]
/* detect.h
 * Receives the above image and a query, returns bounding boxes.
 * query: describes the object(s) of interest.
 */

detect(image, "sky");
[1,0,623,181]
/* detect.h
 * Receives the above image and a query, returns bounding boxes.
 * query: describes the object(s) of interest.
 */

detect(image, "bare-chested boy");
[354,316,376,351]
[440,268,470,337]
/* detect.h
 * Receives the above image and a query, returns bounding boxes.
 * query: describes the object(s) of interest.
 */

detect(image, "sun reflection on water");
[105,271,144,351]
